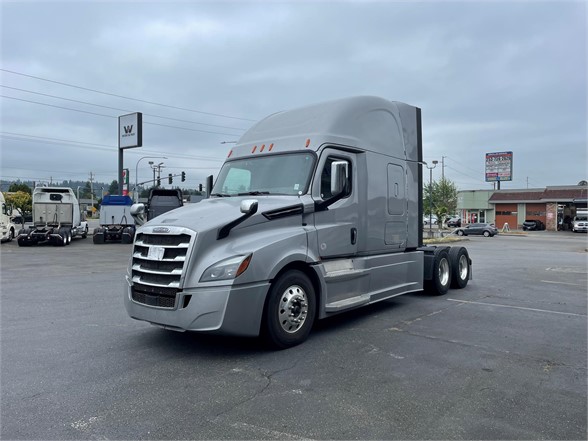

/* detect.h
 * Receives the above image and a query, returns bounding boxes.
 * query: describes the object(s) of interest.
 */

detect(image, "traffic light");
[168,173,173,185]
[198,184,203,192]
[181,171,186,182]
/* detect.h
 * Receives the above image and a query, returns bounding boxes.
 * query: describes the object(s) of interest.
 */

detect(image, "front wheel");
[263,270,316,349]
[457,230,464,236]
[483,231,491,237]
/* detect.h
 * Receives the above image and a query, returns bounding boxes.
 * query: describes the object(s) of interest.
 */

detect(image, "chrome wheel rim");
[458,254,468,280]
[278,285,308,334]
[439,258,450,286]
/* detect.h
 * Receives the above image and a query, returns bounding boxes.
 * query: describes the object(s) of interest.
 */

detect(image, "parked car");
[11,212,33,224]
[522,219,545,231]
[423,215,438,225]
[572,215,588,233]
[455,223,498,237]
[446,217,462,228]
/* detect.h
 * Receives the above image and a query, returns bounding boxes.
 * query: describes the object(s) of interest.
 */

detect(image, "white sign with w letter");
[118,112,143,149]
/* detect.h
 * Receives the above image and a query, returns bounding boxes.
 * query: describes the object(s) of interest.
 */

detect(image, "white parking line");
[540,280,585,286]
[447,299,586,317]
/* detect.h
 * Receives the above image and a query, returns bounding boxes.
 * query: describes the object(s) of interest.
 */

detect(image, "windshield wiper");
[210,193,232,197]
[237,191,270,196]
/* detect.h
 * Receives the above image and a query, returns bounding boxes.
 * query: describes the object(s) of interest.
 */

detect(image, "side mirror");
[330,161,349,196]
[240,199,258,215]
[130,203,146,226]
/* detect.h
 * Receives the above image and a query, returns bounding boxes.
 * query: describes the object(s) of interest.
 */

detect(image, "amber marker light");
[236,254,253,277]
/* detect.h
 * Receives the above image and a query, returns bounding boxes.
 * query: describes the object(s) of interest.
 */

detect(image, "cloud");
[0,1,585,190]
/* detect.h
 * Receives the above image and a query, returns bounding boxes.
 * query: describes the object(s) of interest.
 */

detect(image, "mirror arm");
[217,202,258,240]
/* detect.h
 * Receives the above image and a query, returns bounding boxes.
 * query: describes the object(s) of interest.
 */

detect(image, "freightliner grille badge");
[152,227,170,233]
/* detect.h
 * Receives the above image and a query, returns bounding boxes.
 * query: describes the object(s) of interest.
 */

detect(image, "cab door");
[312,149,358,258]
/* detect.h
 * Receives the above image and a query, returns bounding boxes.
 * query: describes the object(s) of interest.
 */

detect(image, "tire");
[263,270,316,349]
[17,229,30,247]
[93,231,105,244]
[449,246,470,289]
[457,230,464,236]
[82,226,88,239]
[483,230,490,237]
[56,228,67,246]
[121,227,135,244]
[66,228,72,245]
[8,228,14,242]
[425,248,452,296]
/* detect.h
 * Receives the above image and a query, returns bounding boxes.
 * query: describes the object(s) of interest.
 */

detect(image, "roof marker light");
[228,150,233,158]
[269,143,274,151]
[305,138,311,148]
[260,144,265,152]
[252,145,257,153]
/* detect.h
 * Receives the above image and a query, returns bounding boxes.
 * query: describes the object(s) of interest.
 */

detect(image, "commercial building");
[457,185,587,231]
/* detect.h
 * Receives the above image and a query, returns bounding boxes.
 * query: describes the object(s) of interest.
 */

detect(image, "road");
[1,232,586,439]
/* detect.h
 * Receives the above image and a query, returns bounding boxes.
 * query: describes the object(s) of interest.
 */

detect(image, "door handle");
[350,228,357,245]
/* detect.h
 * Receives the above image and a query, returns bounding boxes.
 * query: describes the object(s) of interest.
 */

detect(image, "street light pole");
[426,160,438,237]
[151,162,164,188]
[134,156,167,202]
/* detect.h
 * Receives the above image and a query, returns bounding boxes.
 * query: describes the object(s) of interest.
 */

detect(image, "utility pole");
[441,156,446,181]
[89,172,95,215]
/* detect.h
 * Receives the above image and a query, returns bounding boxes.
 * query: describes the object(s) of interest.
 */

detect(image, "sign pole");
[118,149,124,196]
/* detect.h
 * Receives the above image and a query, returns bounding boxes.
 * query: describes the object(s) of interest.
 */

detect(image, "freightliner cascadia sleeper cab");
[125,96,471,348]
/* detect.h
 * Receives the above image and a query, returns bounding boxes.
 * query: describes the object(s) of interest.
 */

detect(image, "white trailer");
[17,187,88,246]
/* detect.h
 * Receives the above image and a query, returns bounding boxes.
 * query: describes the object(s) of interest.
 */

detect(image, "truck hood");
[140,196,309,234]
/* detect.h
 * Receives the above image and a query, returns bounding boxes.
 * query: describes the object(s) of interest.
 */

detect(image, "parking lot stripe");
[540,280,585,287]
[447,298,586,317]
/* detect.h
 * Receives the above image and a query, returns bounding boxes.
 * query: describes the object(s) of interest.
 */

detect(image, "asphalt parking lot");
[1,231,586,440]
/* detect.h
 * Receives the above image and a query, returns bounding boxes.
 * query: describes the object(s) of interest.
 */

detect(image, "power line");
[0,132,226,163]
[1,68,257,122]
[1,95,244,137]
[0,85,249,132]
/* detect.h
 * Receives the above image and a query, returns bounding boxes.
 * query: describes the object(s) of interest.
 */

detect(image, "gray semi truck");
[125,96,472,348]
[130,188,183,227]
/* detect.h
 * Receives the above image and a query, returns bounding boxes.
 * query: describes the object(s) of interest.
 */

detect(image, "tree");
[108,180,119,195]
[424,177,458,221]
[84,181,93,199]
[8,183,32,195]
[5,191,32,227]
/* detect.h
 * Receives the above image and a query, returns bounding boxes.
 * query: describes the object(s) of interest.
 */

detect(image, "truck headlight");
[200,254,252,282]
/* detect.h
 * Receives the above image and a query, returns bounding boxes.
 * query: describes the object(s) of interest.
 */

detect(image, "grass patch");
[423,235,468,245]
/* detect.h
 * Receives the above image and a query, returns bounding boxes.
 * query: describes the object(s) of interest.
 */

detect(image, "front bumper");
[124,277,270,337]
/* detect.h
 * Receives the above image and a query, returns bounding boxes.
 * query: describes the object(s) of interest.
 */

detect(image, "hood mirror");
[240,199,258,215]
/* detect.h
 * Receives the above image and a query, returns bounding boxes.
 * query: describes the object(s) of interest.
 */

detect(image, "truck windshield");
[212,153,316,196]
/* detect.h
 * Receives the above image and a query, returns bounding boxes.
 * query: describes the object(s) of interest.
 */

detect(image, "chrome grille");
[130,228,195,308]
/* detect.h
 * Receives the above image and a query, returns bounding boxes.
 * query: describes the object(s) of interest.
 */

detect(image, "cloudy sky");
[1,0,586,193]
